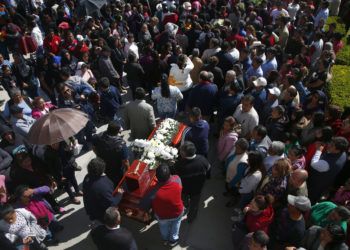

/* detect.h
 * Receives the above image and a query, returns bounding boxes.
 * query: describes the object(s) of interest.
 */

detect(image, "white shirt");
[239,170,262,194]
[169,58,194,92]
[229,48,240,62]
[310,39,324,65]
[201,47,221,63]
[314,8,329,28]
[287,3,300,21]
[31,26,43,47]
[124,42,139,60]
[233,104,259,138]
[270,8,289,24]
[311,150,329,172]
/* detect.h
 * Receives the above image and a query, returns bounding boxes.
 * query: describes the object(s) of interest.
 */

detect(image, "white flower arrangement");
[131,119,180,169]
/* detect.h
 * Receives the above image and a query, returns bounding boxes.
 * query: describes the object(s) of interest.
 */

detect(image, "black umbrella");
[78,0,108,16]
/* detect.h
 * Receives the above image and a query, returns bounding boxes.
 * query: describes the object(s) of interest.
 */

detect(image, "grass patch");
[329,65,350,107]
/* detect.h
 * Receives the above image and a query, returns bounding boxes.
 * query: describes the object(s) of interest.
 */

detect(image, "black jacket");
[173,155,210,195]
[91,225,138,250]
[83,175,122,222]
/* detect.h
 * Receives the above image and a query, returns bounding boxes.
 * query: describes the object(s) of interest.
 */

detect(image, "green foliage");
[329,65,350,108]
[325,17,350,108]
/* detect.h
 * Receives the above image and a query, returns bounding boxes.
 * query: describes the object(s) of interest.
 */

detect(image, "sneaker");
[169,240,179,247]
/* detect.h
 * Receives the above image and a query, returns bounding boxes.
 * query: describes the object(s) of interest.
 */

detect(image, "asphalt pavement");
[0,87,234,250]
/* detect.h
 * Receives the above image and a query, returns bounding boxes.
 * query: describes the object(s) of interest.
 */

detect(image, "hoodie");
[245,205,274,234]
[184,119,209,155]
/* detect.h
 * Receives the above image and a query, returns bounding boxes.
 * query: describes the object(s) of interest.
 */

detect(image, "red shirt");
[62,39,78,53]
[152,175,184,219]
[162,13,179,26]
[245,205,274,234]
[73,43,89,59]
[43,35,61,55]
[227,34,246,50]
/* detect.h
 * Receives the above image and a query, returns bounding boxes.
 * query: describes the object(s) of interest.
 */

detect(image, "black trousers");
[182,192,201,222]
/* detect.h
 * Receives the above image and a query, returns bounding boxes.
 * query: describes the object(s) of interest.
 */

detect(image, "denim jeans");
[155,212,183,242]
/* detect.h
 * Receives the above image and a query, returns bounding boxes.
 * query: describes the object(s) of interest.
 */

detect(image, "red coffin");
[114,121,187,223]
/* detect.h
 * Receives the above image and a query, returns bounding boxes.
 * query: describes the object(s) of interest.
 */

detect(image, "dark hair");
[14,185,30,201]
[327,105,343,120]
[254,125,267,138]
[177,54,187,69]
[224,116,236,131]
[241,94,255,104]
[221,41,230,51]
[321,126,334,143]
[87,158,106,177]
[135,87,146,100]
[0,204,14,219]
[99,77,110,89]
[190,107,201,119]
[180,141,196,157]
[160,74,170,98]
[289,144,305,158]
[332,137,349,152]
[252,230,269,247]
[253,194,274,210]
[107,121,121,135]
[235,138,249,152]
[247,151,264,175]
[326,223,346,246]
[60,67,71,77]
[128,51,137,62]
[104,207,121,227]
[156,164,171,182]
[313,112,325,128]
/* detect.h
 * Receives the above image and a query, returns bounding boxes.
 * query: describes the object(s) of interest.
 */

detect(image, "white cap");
[183,1,192,10]
[253,77,267,87]
[76,35,84,42]
[268,87,281,97]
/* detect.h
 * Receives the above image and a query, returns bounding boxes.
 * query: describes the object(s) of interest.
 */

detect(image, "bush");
[329,65,350,107]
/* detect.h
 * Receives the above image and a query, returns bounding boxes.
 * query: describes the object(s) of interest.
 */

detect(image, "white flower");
[171,148,178,156]
[147,151,155,159]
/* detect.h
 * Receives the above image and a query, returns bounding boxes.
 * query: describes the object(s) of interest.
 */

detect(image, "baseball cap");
[287,195,311,212]
[268,87,281,97]
[76,35,84,42]
[253,77,267,87]
[183,2,191,10]
[10,105,23,115]
[58,21,70,30]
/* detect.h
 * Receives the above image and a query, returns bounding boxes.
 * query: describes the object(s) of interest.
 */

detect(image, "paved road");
[0,87,234,250]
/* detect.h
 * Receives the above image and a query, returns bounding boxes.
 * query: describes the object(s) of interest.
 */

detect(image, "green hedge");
[329,65,350,107]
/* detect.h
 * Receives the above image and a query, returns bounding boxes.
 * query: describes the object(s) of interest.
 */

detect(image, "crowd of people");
[0,0,349,249]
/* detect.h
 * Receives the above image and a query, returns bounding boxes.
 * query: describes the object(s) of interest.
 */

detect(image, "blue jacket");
[83,175,122,222]
[184,119,209,155]
[188,82,218,116]
[99,86,123,119]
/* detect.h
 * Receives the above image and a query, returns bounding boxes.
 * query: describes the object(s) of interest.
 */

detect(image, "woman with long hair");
[238,151,266,209]
[151,74,183,119]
